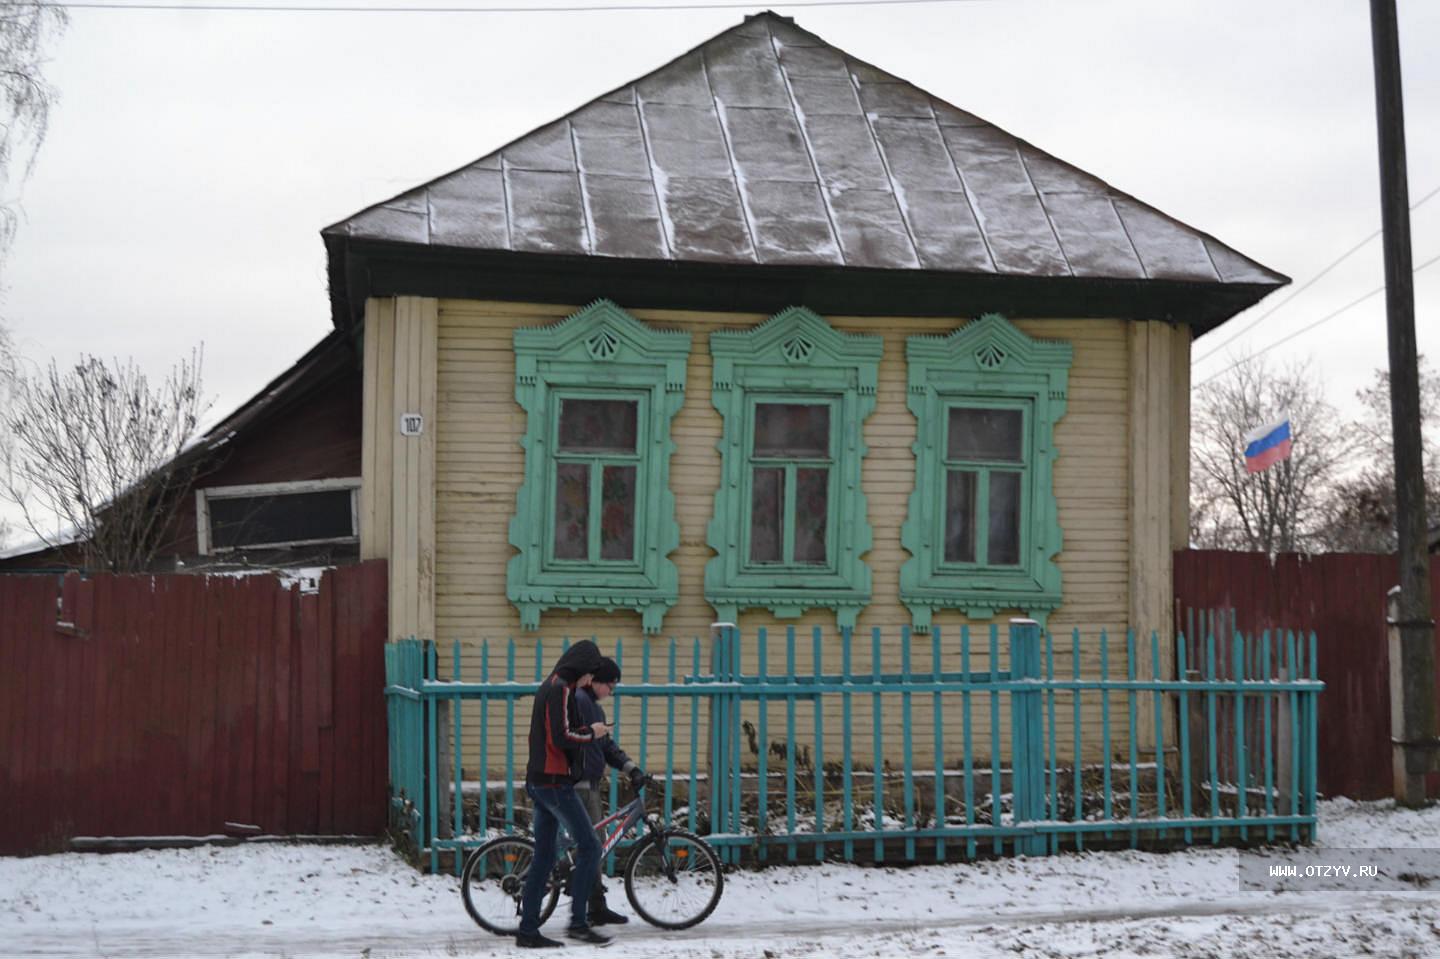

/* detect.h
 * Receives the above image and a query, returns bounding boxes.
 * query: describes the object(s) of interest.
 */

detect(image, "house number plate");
[399,413,424,436]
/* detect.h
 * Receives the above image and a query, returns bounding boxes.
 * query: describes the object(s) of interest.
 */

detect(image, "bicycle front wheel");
[460,837,560,936]
[623,828,724,930]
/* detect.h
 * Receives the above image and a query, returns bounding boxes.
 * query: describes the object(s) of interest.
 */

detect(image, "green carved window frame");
[900,314,1071,631]
[507,300,690,634]
[705,306,881,628]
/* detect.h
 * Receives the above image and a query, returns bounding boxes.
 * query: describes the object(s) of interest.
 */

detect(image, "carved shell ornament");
[586,328,619,360]
[781,335,816,364]
[975,343,1007,370]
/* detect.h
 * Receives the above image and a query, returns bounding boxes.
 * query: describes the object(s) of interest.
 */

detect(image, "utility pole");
[1369,0,1437,806]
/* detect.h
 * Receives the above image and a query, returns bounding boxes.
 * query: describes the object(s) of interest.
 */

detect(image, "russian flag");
[1243,417,1292,474]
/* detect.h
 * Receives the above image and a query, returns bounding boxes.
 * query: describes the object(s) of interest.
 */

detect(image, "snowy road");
[4,798,1439,958]
[11,896,1440,958]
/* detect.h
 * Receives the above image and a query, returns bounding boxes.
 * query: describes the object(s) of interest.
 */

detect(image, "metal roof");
[324,12,1284,301]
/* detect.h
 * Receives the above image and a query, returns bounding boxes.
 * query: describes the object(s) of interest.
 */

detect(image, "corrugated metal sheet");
[326,12,1283,288]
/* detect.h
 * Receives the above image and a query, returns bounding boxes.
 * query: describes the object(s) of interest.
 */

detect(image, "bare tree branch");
[1190,354,1357,554]
[0,2,67,269]
[1317,356,1440,552]
[0,350,210,572]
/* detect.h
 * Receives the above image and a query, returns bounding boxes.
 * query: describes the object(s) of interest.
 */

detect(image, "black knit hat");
[593,657,622,684]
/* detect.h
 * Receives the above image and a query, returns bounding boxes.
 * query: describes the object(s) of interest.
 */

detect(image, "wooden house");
[323,13,1285,759]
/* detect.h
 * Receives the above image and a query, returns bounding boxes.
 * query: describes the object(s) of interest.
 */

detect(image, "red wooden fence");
[1174,550,1440,801]
[0,561,388,855]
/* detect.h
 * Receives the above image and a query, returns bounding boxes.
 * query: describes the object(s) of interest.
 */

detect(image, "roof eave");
[324,233,1288,336]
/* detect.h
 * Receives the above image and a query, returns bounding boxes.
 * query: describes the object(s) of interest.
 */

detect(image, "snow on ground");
[3,799,1439,958]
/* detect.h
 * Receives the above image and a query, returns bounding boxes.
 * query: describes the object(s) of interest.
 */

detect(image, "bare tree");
[0,2,68,265]
[0,350,209,572]
[1190,355,1356,553]
[1318,357,1440,552]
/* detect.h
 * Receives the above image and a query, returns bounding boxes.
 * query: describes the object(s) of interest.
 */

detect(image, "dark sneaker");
[588,906,630,926]
[515,932,564,948]
[566,926,613,946]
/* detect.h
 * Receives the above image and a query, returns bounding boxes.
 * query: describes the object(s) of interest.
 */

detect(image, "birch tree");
[0,1,68,265]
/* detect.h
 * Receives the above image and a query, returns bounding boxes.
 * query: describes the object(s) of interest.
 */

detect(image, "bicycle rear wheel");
[623,828,724,930]
[460,836,561,936]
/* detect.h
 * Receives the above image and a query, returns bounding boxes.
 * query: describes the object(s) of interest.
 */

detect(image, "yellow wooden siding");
[408,299,1178,772]
[1170,324,1192,548]
[361,296,438,641]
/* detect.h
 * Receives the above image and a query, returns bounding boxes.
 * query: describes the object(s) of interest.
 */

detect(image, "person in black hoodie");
[574,657,646,926]
[517,639,611,949]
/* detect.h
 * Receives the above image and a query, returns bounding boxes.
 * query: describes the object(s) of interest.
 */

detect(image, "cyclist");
[517,639,612,949]
[574,657,647,927]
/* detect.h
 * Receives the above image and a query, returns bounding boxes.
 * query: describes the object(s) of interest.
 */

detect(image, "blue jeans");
[519,782,600,936]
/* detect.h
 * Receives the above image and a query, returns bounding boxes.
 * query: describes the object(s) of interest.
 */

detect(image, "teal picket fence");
[384,620,1323,873]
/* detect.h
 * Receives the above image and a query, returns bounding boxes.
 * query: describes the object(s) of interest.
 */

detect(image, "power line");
[1193,180,1440,366]
[29,0,993,13]
[1193,248,1440,389]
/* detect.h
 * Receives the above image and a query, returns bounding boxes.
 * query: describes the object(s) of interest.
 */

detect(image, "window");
[900,314,1071,630]
[746,401,834,566]
[705,307,881,627]
[196,478,360,554]
[550,395,642,564]
[507,300,691,634]
[941,405,1026,567]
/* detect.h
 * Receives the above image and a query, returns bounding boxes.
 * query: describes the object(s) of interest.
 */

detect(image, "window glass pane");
[599,466,636,561]
[794,468,829,564]
[947,408,1022,462]
[553,463,590,559]
[753,403,830,459]
[749,467,784,563]
[943,470,976,563]
[558,398,638,453]
[208,489,354,550]
[988,471,1022,566]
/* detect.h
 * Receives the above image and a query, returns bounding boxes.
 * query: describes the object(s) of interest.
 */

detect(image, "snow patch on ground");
[3,799,1439,957]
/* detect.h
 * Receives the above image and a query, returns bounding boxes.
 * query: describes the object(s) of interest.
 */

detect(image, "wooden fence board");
[360,561,389,824]
[0,561,388,855]
[317,573,337,835]
[1174,550,1437,801]
[336,567,364,834]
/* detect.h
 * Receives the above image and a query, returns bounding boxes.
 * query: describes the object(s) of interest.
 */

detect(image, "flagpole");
[1369,0,1437,806]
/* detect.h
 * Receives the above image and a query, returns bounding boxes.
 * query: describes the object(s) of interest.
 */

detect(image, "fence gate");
[384,620,1322,873]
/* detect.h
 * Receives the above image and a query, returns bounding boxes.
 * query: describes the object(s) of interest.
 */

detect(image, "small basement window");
[197,478,360,554]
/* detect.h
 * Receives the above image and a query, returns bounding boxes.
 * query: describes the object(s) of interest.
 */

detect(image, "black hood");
[553,640,603,682]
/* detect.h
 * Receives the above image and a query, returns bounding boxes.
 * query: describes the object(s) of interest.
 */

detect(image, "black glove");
[627,767,648,789]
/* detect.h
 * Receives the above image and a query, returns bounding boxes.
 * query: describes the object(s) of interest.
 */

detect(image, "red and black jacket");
[525,640,603,786]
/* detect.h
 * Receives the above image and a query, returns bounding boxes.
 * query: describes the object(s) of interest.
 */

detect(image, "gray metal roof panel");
[746,179,842,265]
[828,188,921,269]
[326,11,1285,293]
[428,166,509,248]
[802,113,890,191]
[902,188,993,272]
[705,32,791,108]
[659,176,754,261]
[584,174,669,259]
[570,101,652,180]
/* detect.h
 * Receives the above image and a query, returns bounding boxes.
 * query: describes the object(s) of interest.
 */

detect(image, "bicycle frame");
[555,788,653,864]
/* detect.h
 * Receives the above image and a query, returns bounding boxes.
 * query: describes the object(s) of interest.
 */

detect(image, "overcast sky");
[3,0,1438,460]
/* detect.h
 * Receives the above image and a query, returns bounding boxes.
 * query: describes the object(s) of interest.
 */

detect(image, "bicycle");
[460,779,724,934]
